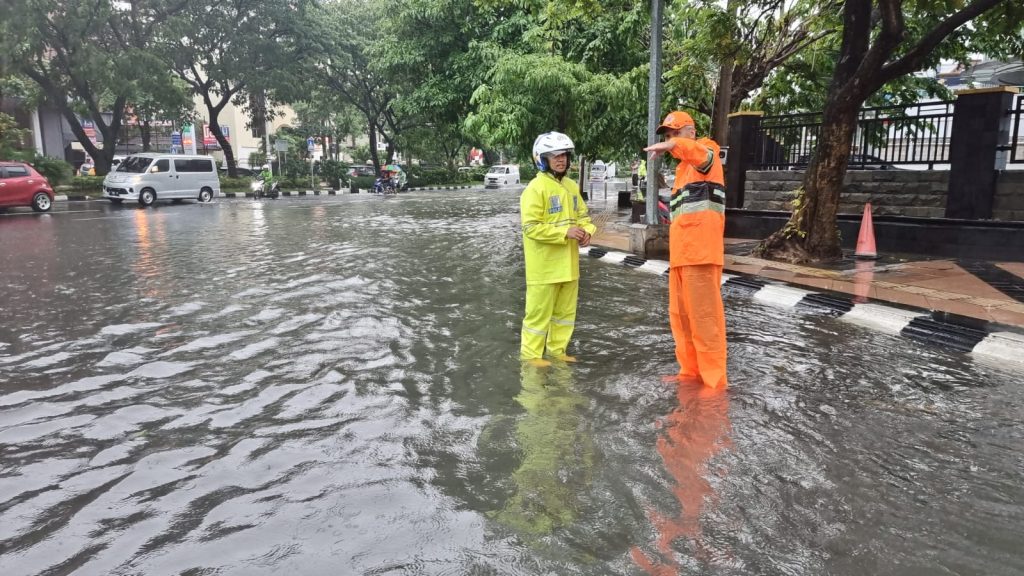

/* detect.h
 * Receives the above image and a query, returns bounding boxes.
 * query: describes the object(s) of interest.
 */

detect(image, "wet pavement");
[1,193,1023,575]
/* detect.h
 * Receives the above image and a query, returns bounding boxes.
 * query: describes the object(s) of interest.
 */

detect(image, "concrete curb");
[581,246,1024,368]
[58,186,484,201]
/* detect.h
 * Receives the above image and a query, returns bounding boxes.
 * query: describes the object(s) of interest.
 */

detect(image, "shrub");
[351,175,376,190]
[219,176,251,190]
[68,176,105,193]
[320,158,350,189]
[28,155,73,185]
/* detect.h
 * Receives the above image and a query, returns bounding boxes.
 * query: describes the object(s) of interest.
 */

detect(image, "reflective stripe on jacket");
[521,172,597,285]
[668,137,726,267]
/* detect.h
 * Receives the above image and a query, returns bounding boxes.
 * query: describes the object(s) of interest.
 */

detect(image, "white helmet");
[532,131,575,170]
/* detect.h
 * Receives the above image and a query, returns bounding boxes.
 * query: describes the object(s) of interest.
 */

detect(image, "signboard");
[203,124,230,147]
[274,140,289,152]
[181,124,197,155]
[171,132,182,147]
[307,137,315,152]
[81,119,96,139]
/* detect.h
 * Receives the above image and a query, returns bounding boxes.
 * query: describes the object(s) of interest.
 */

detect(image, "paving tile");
[997,262,1024,279]
[876,288,931,309]
[760,269,797,282]
[909,274,1010,300]
[924,298,995,322]
[1001,303,1024,314]
[790,277,833,291]
[908,260,959,270]
[988,307,1024,328]
[968,297,1018,308]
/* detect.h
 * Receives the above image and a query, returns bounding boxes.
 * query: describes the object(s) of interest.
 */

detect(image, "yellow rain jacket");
[520,172,596,285]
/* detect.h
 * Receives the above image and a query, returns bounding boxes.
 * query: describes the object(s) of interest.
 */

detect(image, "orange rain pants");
[669,264,727,388]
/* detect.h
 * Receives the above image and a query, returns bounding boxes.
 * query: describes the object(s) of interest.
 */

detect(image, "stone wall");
[743,170,949,218]
[743,169,1024,220]
[993,171,1024,221]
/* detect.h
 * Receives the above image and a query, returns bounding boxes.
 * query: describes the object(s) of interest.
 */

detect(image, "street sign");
[171,132,182,147]
[307,137,315,152]
[275,140,289,152]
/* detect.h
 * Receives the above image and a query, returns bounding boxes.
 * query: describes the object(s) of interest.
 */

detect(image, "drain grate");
[901,317,989,352]
[588,247,608,259]
[623,255,647,268]
[724,276,766,292]
[797,293,854,316]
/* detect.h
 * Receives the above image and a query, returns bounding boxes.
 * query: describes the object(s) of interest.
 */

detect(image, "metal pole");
[646,0,664,225]
[264,90,273,177]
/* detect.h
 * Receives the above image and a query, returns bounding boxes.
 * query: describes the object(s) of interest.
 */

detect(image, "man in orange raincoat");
[644,111,728,388]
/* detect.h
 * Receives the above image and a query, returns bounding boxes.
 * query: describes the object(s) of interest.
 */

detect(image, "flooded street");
[1,192,1022,575]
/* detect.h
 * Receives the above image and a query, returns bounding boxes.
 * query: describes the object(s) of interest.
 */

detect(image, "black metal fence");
[1009,94,1024,165]
[753,100,957,170]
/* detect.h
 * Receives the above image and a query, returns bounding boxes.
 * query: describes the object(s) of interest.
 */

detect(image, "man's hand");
[579,232,592,247]
[566,227,588,242]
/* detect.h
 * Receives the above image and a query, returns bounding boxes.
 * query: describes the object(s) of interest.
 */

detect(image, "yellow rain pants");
[669,264,727,388]
[521,281,579,359]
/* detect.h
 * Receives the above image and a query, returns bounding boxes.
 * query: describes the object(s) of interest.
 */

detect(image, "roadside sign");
[171,132,182,147]
[307,137,315,152]
[275,140,289,152]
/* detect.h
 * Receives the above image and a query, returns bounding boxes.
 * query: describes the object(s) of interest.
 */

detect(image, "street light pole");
[646,0,664,226]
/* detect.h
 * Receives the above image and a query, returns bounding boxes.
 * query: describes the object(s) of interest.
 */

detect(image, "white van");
[103,154,220,207]
[484,164,520,188]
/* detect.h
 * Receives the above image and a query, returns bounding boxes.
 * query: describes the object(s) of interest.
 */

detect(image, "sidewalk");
[585,190,1024,330]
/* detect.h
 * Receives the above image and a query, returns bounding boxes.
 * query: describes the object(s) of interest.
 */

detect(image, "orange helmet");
[656,111,695,134]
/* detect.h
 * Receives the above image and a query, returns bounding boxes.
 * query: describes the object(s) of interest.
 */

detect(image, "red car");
[0,161,54,212]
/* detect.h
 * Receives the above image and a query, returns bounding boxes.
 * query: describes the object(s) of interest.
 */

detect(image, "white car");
[103,154,220,207]
[484,164,520,188]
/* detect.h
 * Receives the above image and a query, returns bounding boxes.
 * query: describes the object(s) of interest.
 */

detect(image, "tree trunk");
[141,119,152,152]
[710,58,735,145]
[367,118,381,172]
[756,104,859,262]
[210,115,236,176]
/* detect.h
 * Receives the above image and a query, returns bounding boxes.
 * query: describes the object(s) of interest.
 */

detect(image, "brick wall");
[743,170,1024,221]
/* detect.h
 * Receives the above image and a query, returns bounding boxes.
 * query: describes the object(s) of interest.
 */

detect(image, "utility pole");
[646,0,664,225]
[264,90,273,176]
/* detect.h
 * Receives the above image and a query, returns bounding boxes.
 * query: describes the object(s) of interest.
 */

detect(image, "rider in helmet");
[518,131,597,365]
[259,164,272,184]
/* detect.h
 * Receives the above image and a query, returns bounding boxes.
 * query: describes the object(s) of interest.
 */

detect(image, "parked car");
[0,162,55,212]
[219,165,256,177]
[484,164,520,188]
[349,165,376,178]
[790,153,899,170]
[102,153,220,207]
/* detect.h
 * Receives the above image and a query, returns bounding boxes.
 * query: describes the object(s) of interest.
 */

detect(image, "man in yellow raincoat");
[520,131,597,364]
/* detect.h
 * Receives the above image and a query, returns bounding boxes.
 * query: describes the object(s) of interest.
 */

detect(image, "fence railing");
[1009,94,1024,165]
[753,100,957,170]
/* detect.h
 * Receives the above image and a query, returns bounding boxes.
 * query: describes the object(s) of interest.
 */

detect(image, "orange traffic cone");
[855,203,878,260]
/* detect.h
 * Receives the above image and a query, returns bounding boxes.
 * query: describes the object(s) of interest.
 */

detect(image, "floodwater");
[0,193,1022,575]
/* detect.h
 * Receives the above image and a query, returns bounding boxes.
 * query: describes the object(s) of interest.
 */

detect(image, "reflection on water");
[494,362,594,536]
[631,380,731,575]
[0,195,1022,575]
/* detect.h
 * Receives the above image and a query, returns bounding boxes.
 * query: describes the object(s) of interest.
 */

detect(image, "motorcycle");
[373,177,398,195]
[251,179,280,199]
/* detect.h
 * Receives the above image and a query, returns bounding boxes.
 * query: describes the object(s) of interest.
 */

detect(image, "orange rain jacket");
[666,137,726,268]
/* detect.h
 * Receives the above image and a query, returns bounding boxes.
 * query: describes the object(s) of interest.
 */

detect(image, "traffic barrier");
[855,203,878,259]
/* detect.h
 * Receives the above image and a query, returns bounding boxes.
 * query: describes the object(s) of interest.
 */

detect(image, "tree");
[664,0,836,144]
[465,0,649,161]
[162,0,311,177]
[1,0,183,174]
[757,0,1023,263]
